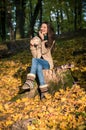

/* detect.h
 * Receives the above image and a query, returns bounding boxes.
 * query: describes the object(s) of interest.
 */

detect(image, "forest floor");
[0,30,86,130]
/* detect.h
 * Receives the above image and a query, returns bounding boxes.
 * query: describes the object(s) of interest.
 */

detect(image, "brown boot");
[40,84,49,99]
[22,73,35,90]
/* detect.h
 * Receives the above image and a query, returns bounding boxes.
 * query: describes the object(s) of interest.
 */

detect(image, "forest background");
[0,0,86,130]
[0,0,86,40]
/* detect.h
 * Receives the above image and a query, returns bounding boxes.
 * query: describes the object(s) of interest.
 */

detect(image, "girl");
[22,22,55,99]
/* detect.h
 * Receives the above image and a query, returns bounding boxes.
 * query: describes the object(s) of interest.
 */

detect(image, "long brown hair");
[42,21,56,48]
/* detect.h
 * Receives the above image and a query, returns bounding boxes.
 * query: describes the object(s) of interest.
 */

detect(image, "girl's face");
[40,23,48,35]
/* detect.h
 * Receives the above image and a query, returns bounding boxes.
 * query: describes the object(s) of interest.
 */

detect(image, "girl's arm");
[41,40,50,54]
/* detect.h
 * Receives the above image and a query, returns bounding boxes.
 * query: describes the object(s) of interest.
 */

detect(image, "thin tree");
[0,0,6,41]
[14,0,26,39]
[74,0,78,31]
[29,0,42,37]
[77,0,82,29]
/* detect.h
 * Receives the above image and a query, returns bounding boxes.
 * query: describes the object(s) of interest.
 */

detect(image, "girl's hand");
[39,31,44,40]
[30,36,41,46]
[30,39,34,45]
[41,40,48,44]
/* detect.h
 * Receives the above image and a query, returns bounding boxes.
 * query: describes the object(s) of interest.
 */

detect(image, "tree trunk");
[20,0,26,38]
[7,5,14,40]
[29,0,42,37]
[39,0,43,26]
[0,0,6,41]
[56,10,60,35]
[74,0,78,31]
[59,0,63,33]
[65,2,71,32]
[15,0,26,39]
[77,0,82,29]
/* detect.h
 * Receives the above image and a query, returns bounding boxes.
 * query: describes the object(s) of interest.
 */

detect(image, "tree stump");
[43,68,60,84]
[42,66,74,94]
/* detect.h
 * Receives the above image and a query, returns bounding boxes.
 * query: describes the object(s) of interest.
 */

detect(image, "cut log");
[43,68,60,84]
[42,67,74,92]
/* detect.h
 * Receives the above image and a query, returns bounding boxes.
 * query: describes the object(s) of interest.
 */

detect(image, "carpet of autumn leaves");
[0,50,86,130]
